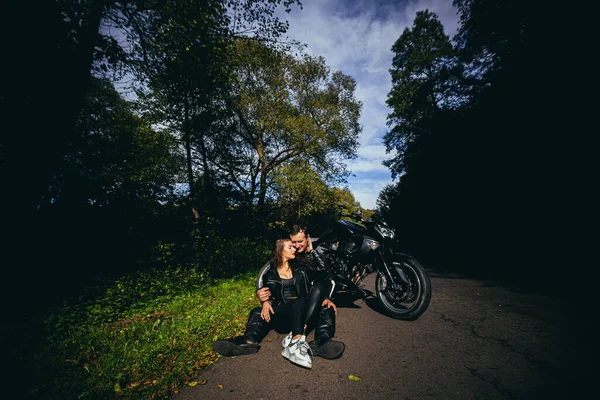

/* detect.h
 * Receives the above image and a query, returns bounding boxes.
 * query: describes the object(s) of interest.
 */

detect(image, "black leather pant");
[244,280,335,344]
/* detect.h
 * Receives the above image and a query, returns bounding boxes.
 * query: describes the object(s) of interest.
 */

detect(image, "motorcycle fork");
[376,252,411,287]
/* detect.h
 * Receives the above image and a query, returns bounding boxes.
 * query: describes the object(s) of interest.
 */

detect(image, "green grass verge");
[30,267,261,399]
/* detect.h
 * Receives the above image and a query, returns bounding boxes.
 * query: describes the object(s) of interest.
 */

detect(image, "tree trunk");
[257,133,267,206]
[183,98,199,220]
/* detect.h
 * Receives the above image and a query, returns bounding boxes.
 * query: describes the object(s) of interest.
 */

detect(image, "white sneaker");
[282,335,312,369]
[282,332,293,348]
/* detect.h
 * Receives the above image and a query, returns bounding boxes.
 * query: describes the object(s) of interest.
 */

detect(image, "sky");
[276,0,460,209]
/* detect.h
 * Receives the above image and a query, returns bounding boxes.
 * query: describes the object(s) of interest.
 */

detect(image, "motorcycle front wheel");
[375,258,432,320]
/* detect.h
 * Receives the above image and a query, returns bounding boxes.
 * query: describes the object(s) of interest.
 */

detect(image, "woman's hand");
[261,301,274,322]
[321,298,337,313]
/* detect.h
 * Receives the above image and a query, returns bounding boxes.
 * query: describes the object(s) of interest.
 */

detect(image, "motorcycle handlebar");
[341,212,362,222]
[337,205,362,221]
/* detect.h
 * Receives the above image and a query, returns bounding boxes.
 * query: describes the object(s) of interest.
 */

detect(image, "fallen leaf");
[348,374,362,382]
[187,382,198,387]
[199,380,207,385]
[266,338,272,343]
[217,384,224,389]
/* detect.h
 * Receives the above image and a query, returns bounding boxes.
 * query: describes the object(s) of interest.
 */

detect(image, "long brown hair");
[270,238,291,269]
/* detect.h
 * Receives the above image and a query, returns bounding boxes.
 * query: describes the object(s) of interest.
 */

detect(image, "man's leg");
[310,306,345,359]
[305,280,338,344]
[305,281,345,360]
[304,279,331,330]
[313,305,335,345]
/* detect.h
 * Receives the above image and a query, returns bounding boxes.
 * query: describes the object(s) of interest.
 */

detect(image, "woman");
[260,238,313,368]
[212,238,314,369]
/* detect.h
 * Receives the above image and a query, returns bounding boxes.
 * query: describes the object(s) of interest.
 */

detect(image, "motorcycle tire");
[375,257,432,320]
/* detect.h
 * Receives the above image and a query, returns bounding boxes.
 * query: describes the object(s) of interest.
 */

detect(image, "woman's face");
[281,240,296,261]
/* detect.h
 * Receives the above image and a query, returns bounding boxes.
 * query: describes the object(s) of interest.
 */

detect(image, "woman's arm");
[261,300,274,322]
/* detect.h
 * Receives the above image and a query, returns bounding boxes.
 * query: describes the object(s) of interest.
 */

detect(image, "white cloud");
[280,0,459,208]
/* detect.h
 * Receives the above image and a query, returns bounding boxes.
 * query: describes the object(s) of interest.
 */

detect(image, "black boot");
[309,307,345,359]
[309,339,345,359]
[212,335,260,357]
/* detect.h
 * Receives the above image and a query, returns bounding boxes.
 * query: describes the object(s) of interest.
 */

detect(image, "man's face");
[290,231,308,253]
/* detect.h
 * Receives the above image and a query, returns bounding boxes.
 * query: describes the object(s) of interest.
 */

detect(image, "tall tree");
[136,0,303,218]
[1,0,302,213]
[271,159,334,221]
[383,10,463,179]
[219,39,362,209]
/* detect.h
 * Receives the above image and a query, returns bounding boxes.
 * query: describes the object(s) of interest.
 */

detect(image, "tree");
[50,78,180,210]
[330,187,360,215]
[376,183,399,216]
[135,1,304,217]
[1,0,303,214]
[383,10,464,179]
[219,39,361,210]
[271,159,333,221]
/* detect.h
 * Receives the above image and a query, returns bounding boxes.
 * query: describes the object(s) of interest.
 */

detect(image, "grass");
[26,266,262,399]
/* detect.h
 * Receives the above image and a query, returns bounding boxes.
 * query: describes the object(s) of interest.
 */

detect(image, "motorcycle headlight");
[376,225,395,240]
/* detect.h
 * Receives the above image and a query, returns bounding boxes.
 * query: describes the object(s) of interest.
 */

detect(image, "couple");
[213,225,345,369]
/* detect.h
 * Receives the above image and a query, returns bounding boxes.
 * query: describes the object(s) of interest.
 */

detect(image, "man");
[213,225,344,360]
[257,225,338,347]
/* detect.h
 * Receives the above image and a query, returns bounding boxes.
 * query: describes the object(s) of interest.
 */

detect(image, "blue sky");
[277,0,460,209]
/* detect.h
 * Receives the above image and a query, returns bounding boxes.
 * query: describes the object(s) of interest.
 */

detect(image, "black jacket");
[262,249,334,307]
[263,265,310,307]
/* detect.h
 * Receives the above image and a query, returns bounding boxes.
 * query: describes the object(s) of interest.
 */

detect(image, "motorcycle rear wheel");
[375,258,432,320]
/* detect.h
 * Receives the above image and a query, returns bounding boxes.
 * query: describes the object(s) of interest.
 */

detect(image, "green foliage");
[48,77,180,208]
[378,1,573,290]
[34,267,262,399]
[272,160,333,220]
[330,187,360,215]
[384,10,464,179]
[223,38,362,207]
[147,223,272,279]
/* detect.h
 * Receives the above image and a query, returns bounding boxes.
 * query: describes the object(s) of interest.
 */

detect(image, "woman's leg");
[291,296,306,337]
[271,299,306,338]
[243,307,271,344]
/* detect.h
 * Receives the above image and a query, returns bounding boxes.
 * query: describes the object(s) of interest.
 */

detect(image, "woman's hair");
[270,238,291,268]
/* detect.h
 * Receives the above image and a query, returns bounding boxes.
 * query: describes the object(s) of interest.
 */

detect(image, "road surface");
[175,269,586,399]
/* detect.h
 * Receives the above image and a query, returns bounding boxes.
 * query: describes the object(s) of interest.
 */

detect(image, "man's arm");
[256,287,271,302]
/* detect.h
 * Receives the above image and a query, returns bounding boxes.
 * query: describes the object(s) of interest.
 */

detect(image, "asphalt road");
[175,270,585,400]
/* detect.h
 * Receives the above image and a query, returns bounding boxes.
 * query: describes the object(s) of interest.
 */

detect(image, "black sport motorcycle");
[257,210,432,320]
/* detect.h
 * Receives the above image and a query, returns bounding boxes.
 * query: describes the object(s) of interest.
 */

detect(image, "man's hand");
[256,287,271,302]
[261,301,274,322]
[322,298,337,313]
[306,234,313,252]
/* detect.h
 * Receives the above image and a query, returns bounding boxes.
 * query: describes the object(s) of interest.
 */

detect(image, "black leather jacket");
[262,265,310,307]
[261,249,334,307]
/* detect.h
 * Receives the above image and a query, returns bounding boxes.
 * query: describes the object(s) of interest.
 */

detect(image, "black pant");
[305,279,336,344]
[244,282,335,344]
[244,296,305,341]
